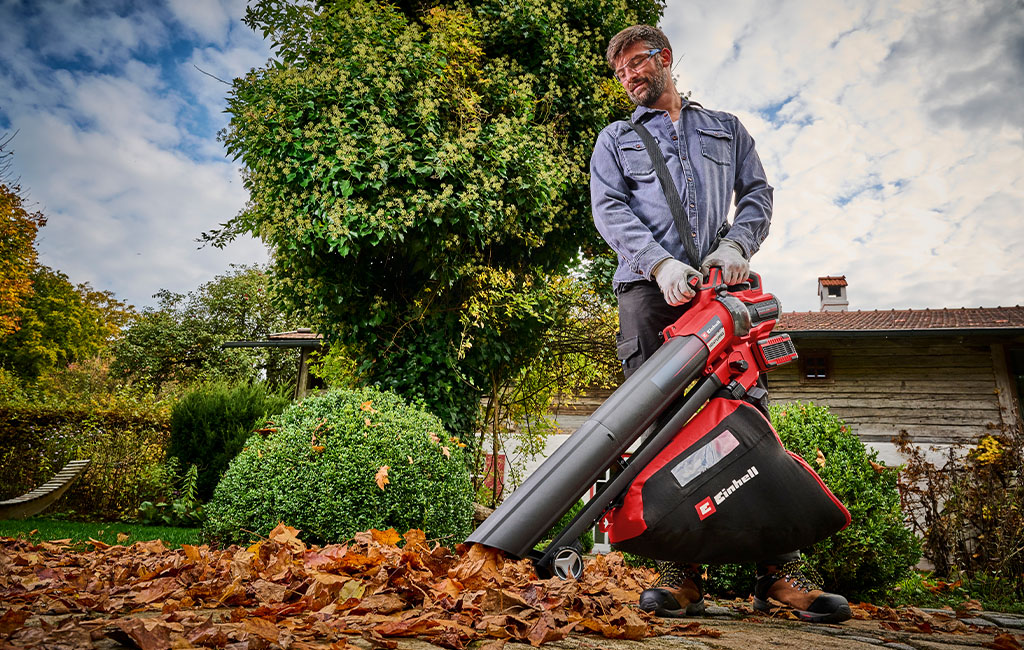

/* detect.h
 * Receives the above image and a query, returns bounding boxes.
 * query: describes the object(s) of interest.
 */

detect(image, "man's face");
[614,42,670,107]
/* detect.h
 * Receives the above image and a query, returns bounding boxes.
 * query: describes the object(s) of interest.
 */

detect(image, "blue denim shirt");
[590,99,773,289]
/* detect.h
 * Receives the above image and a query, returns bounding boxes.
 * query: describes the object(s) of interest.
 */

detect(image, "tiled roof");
[268,329,323,340]
[777,306,1024,332]
[818,276,847,287]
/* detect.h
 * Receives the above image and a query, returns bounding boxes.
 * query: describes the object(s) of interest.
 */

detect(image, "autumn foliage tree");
[0,182,45,338]
[209,0,662,437]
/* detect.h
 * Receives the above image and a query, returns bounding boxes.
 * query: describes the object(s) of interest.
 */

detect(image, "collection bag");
[602,397,851,564]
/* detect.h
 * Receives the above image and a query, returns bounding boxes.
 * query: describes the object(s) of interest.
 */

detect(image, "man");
[590,24,851,624]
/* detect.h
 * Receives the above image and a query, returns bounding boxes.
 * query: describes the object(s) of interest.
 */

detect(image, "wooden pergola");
[222,328,326,398]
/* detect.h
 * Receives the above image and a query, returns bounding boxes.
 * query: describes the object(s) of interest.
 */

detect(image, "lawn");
[0,517,202,548]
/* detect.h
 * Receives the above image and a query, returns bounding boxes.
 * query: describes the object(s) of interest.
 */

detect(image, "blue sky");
[1,0,1022,312]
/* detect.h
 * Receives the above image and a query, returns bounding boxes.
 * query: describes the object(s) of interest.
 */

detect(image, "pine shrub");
[169,381,291,500]
[204,387,473,546]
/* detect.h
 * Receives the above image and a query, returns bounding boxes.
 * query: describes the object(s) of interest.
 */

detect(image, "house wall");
[766,334,1007,444]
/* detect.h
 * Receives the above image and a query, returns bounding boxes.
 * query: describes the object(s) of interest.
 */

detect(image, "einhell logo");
[695,497,716,520]
[713,465,760,505]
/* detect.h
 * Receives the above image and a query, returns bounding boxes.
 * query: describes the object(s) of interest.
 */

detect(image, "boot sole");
[753,597,852,624]
[643,598,706,618]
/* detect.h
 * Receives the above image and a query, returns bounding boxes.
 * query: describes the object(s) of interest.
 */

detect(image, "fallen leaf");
[429,431,440,444]
[988,634,1024,650]
[0,609,31,636]
[117,532,130,543]
[312,445,325,452]
[375,466,390,490]
[869,460,886,473]
[442,446,451,458]
[815,448,826,467]
[371,529,402,546]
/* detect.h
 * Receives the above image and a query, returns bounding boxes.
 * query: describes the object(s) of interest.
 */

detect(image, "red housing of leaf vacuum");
[466,269,850,579]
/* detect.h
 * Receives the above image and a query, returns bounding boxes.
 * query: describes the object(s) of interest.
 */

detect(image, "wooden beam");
[296,348,310,400]
[991,343,1022,430]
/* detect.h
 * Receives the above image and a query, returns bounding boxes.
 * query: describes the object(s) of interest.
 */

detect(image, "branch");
[193,65,231,85]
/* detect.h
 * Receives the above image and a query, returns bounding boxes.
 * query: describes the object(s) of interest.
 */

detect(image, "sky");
[1,0,1022,314]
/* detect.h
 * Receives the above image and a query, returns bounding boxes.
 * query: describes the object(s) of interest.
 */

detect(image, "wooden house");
[770,278,1024,454]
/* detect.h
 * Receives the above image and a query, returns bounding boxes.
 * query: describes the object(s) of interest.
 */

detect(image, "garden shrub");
[702,402,920,601]
[0,362,175,520]
[169,381,291,500]
[897,425,1024,603]
[204,387,473,546]
[772,402,920,600]
[0,406,170,520]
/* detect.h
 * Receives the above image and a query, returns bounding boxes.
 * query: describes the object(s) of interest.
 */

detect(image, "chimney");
[818,276,848,312]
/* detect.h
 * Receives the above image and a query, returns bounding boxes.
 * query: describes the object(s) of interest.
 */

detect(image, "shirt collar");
[631,97,692,123]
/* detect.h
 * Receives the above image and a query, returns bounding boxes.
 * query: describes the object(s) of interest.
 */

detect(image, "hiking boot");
[638,561,706,617]
[753,560,851,623]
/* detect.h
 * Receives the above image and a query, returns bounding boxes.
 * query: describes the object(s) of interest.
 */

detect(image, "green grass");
[0,517,202,549]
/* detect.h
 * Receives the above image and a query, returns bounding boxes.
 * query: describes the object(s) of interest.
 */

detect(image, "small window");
[827,286,842,297]
[800,351,832,382]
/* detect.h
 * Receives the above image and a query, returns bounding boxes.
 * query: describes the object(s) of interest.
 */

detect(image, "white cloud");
[662,0,1024,311]
[0,0,271,308]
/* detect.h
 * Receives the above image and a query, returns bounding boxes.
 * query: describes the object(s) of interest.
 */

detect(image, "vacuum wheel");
[549,544,584,580]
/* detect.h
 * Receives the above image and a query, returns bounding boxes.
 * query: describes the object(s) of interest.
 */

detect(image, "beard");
[627,69,668,107]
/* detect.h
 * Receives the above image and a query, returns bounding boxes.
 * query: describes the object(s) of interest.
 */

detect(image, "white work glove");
[652,258,702,306]
[701,239,749,285]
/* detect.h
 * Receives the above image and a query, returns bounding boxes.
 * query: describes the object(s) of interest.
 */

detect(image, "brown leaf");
[112,618,178,650]
[448,544,503,589]
[243,616,282,642]
[136,577,181,604]
[442,446,451,458]
[352,593,408,615]
[252,579,289,603]
[0,609,31,636]
[312,445,325,452]
[815,448,826,468]
[370,529,402,547]
[987,634,1024,650]
[135,539,169,554]
[375,466,390,490]
[869,460,886,473]
[116,532,130,543]
[360,400,377,413]
[268,522,306,551]
[429,431,441,444]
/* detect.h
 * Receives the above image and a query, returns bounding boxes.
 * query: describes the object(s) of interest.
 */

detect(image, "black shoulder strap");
[628,119,703,269]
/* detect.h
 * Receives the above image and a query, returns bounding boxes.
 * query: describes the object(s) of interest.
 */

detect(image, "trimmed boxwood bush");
[771,402,921,600]
[204,387,473,545]
[704,402,920,602]
[169,381,291,501]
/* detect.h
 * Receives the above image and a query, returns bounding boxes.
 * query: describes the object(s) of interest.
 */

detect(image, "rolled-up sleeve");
[727,117,773,258]
[590,128,672,280]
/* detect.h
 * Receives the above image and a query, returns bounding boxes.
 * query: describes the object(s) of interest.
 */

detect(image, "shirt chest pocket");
[696,128,733,166]
[618,139,655,178]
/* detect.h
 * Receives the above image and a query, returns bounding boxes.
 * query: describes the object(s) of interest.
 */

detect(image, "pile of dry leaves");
[0,524,719,649]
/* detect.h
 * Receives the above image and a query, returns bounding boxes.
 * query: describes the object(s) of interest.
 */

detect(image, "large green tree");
[0,266,130,380]
[210,0,661,435]
[111,264,301,389]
